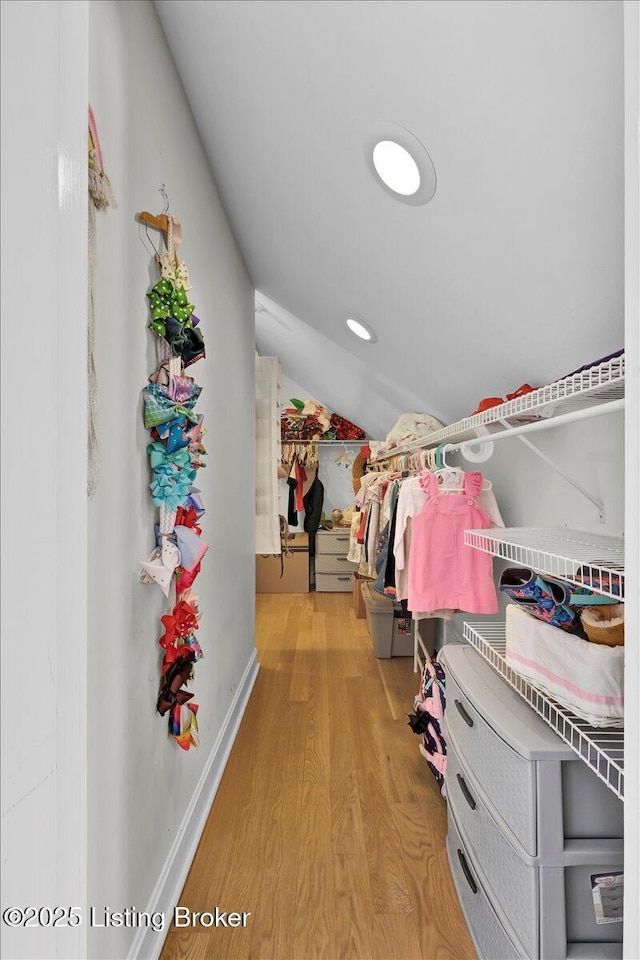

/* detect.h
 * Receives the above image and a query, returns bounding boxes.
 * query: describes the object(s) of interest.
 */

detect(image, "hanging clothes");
[287,469,298,526]
[303,475,324,555]
[393,470,504,616]
[408,471,498,614]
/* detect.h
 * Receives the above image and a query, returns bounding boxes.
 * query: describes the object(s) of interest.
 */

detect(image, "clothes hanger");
[136,186,183,265]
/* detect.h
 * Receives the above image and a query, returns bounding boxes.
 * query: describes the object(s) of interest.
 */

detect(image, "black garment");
[303,476,324,556]
[287,477,298,526]
[384,488,400,592]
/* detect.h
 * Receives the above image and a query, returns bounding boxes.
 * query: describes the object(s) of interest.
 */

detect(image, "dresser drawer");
[446,669,538,856]
[447,806,527,960]
[315,553,357,574]
[316,572,353,592]
[447,741,538,958]
[316,531,352,555]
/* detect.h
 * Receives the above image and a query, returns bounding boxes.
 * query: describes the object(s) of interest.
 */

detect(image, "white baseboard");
[128,649,260,960]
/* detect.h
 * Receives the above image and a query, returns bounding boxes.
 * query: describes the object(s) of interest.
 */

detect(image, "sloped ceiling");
[155,0,624,429]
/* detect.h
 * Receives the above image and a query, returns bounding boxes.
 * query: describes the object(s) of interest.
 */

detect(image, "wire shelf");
[371,354,625,460]
[464,527,624,601]
[463,622,624,800]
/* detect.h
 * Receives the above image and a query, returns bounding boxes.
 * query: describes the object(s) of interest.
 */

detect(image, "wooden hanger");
[136,211,170,236]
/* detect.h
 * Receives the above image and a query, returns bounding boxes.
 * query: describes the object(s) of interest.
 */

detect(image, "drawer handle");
[457,849,478,895]
[454,699,474,728]
[338,577,350,581]
[456,774,477,810]
[335,536,349,541]
[336,557,350,561]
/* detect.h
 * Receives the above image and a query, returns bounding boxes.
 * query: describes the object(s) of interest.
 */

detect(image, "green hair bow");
[147,278,195,336]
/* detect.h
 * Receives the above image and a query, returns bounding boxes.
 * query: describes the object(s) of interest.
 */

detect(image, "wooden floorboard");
[160,593,476,960]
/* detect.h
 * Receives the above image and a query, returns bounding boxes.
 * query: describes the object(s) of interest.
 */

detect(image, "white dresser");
[441,644,624,960]
[315,528,356,592]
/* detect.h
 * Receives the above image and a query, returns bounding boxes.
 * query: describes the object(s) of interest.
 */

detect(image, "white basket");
[505,604,624,727]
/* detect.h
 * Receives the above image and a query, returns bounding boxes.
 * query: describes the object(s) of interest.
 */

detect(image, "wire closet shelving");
[393,353,627,800]
[464,527,625,601]
[463,621,624,800]
[370,353,625,460]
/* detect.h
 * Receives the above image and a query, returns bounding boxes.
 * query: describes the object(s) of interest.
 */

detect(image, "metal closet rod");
[443,398,625,453]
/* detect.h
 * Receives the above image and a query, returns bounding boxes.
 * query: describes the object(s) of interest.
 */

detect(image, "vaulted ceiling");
[156,0,624,436]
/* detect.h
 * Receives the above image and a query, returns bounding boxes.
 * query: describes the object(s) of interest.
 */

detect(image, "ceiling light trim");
[364,121,437,206]
[346,316,377,343]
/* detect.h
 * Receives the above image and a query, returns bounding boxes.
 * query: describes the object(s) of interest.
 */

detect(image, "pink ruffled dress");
[408,471,498,614]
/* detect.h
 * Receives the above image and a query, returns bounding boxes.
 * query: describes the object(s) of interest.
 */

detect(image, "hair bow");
[176,561,201,595]
[156,647,196,716]
[174,525,209,573]
[162,374,201,406]
[153,417,190,454]
[147,278,195,335]
[143,384,199,429]
[139,537,181,597]
[175,505,202,535]
[170,701,199,751]
[147,441,197,511]
[159,598,200,650]
[185,487,205,519]
[163,317,206,368]
[157,252,193,292]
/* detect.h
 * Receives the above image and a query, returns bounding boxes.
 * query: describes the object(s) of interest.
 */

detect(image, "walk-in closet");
[2,3,638,960]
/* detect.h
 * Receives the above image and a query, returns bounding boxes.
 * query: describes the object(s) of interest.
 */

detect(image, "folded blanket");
[505,604,624,727]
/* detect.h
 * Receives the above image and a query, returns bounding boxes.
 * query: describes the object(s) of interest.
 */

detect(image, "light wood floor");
[160,593,476,960]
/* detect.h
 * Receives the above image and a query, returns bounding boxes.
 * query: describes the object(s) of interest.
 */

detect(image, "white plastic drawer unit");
[315,530,352,554]
[315,529,356,592]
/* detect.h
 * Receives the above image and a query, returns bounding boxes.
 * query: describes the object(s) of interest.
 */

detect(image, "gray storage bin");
[361,582,413,658]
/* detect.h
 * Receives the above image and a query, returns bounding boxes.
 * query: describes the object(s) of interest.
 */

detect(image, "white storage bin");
[505,605,624,728]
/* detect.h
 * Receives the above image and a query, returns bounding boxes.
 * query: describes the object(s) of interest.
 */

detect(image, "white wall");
[88,3,255,958]
[1,4,89,959]
[256,293,443,437]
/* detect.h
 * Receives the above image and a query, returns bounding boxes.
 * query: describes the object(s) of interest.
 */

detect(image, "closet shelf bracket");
[497,421,606,524]
[441,400,625,524]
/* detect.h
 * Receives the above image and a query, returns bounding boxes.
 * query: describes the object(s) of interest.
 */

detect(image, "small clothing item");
[394,472,503,608]
[408,471,498,614]
[303,475,324,555]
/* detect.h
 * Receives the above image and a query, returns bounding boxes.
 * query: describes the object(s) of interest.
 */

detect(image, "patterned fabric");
[147,278,195,333]
[139,214,207,750]
[147,441,197,510]
[410,657,447,797]
[158,252,192,291]
[143,383,200,428]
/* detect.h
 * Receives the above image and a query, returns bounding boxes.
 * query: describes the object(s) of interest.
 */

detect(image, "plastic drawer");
[446,669,538,856]
[447,740,538,958]
[315,572,353,592]
[447,806,527,960]
[315,554,357,574]
[315,531,352,554]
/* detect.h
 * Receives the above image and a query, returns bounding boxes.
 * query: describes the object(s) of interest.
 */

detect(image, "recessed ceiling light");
[346,317,376,343]
[364,121,436,206]
[372,141,421,196]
